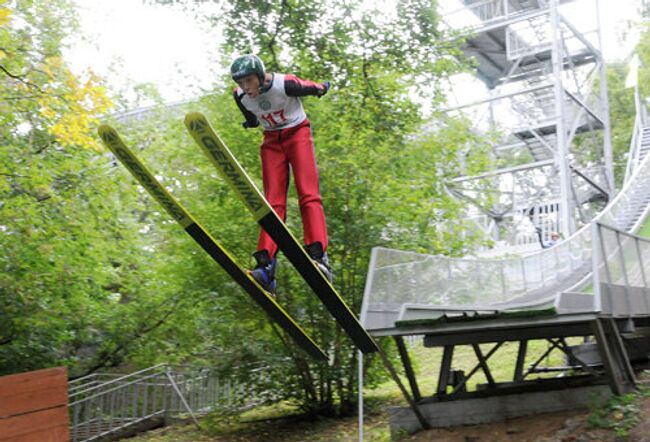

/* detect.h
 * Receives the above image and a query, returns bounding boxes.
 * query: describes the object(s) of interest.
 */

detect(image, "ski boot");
[250,249,277,293]
[304,242,333,283]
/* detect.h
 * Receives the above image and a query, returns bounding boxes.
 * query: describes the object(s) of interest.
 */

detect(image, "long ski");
[184,112,379,354]
[98,125,327,361]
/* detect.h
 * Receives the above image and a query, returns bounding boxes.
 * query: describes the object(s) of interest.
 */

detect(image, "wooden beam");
[591,319,635,395]
[0,367,69,442]
[437,345,455,395]
[514,340,528,382]
[376,341,431,430]
[473,344,496,386]
[450,342,503,395]
[394,336,422,402]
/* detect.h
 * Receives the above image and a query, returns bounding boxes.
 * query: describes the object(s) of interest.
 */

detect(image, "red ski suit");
[233,73,329,258]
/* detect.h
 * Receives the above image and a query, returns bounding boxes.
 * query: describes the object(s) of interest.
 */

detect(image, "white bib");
[237,74,308,131]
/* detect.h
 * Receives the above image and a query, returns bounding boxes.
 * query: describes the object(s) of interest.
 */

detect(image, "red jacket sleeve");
[284,74,327,97]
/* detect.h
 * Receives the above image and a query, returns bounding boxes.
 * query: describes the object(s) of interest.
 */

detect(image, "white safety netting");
[361,128,650,331]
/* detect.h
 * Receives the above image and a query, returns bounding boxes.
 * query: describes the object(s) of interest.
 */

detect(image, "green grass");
[587,384,650,439]
[124,212,650,442]
[126,337,586,442]
[404,337,577,396]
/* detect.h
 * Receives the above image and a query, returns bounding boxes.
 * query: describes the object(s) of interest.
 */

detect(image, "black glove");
[535,227,542,234]
[242,120,260,129]
[317,81,330,98]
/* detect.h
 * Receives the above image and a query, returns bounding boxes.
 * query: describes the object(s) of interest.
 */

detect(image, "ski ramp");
[361,127,650,335]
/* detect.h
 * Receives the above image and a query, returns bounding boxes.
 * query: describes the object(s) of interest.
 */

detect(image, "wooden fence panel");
[0,367,69,442]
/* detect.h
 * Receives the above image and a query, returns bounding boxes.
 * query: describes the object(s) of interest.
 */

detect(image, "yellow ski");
[98,125,327,361]
[184,112,379,354]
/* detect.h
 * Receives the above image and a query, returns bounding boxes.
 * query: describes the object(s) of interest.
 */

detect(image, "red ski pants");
[257,120,328,257]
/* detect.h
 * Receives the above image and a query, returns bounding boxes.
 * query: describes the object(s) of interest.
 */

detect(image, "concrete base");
[568,338,650,365]
[388,384,611,436]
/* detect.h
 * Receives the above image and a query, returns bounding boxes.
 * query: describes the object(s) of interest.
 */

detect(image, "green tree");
[0,0,186,377]
[140,0,487,416]
[600,23,650,186]
[607,62,636,185]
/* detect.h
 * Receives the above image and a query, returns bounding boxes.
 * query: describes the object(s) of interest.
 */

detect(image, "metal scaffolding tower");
[441,0,613,253]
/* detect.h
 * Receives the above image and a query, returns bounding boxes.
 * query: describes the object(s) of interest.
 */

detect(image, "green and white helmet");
[230,54,265,84]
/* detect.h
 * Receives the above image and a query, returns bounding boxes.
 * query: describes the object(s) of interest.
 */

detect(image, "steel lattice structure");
[440,0,613,254]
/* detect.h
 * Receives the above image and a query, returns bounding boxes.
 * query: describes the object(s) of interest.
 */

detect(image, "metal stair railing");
[68,364,266,442]
[441,0,546,30]
[506,14,553,61]
[624,118,650,184]
[69,365,171,442]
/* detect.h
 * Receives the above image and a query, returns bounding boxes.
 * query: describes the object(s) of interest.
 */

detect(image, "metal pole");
[358,350,364,442]
[601,225,613,285]
[592,222,602,311]
[165,369,201,429]
[633,237,650,314]
[595,0,615,192]
[550,0,573,235]
[615,231,633,316]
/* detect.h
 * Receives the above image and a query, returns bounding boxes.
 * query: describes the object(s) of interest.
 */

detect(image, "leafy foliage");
[0,0,110,150]
[2,0,489,421]
[139,0,487,416]
[603,23,650,186]
[0,0,177,376]
[587,387,650,438]
[605,62,636,186]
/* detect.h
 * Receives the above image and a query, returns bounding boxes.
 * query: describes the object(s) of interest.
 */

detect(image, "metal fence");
[506,14,552,60]
[442,0,541,29]
[68,364,266,442]
[594,222,650,317]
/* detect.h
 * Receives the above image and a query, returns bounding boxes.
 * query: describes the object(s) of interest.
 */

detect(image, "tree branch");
[0,65,44,93]
[77,296,184,377]
[0,333,15,346]
[266,0,287,70]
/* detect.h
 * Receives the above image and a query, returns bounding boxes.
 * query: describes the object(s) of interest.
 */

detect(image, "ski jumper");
[233,73,329,258]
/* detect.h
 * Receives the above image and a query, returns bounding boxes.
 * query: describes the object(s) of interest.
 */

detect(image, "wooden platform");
[376,312,647,434]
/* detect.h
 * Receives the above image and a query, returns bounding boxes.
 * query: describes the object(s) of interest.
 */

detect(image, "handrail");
[69,364,168,396]
[593,221,650,317]
[68,363,270,442]
[442,0,545,29]
[624,113,643,184]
